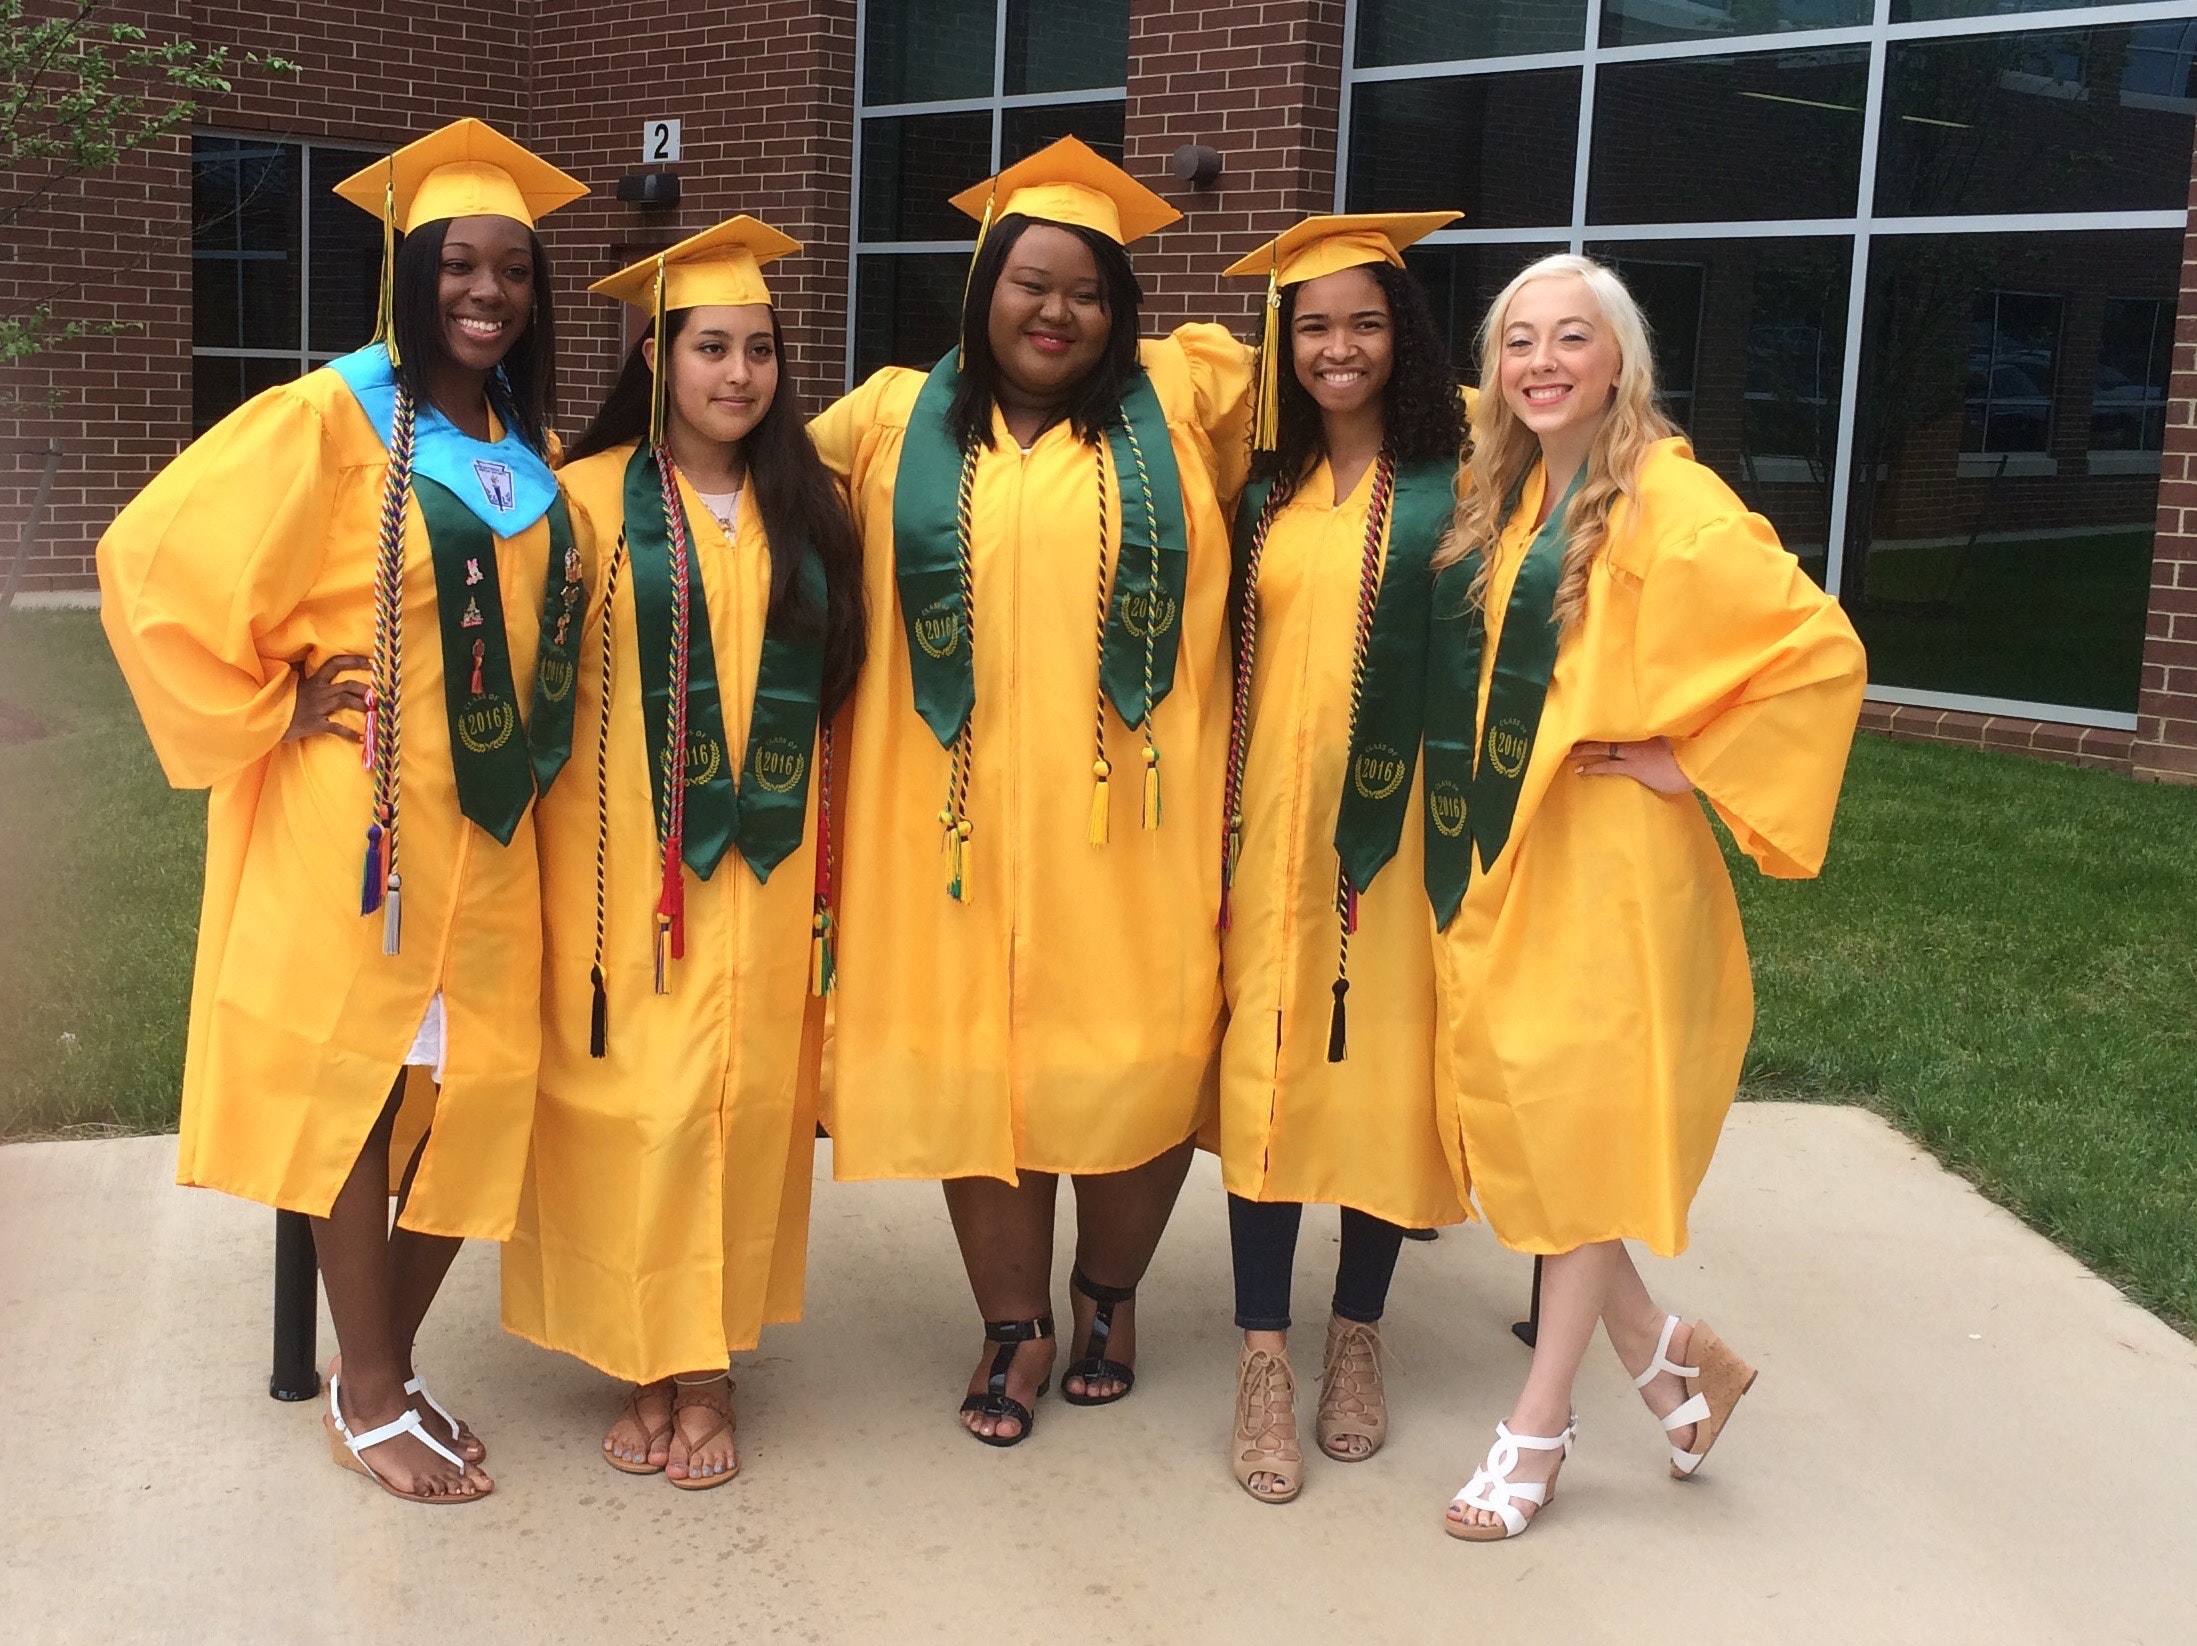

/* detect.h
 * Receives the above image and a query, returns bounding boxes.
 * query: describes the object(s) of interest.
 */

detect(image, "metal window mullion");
[846,0,872,391]
[1884,0,2197,45]
[990,0,1008,171]
[1822,7,1893,601]
[1569,5,1601,252]
[1594,23,1877,68]
[1864,683,2137,731]
[1347,49,1587,85]
[1336,0,1361,211]
[298,142,314,380]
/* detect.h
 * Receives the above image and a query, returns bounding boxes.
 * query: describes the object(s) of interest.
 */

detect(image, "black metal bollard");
[270,1209,321,1401]
[1510,1254,1543,1348]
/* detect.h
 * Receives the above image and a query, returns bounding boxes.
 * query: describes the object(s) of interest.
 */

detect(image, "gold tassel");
[1251,260,1281,453]
[1088,757,1111,845]
[1141,742,1161,830]
[956,187,997,368]
[375,166,401,368]
[647,257,669,450]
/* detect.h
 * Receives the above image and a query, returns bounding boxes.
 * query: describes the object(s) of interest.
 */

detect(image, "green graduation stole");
[1422,467,1583,929]
[890,349,1189,746]
[1331,456,1454,893]
[621,444,827,885]
[415,477,583,847]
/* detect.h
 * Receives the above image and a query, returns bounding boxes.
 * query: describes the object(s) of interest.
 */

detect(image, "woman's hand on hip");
[284,653,369,744]
[1570,735,1691,795]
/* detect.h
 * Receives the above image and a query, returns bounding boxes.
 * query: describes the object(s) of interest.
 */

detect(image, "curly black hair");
[1250,260,1464,499]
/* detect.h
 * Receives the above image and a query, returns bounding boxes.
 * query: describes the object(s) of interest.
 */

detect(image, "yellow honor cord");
[1251,262,1281,453]
[1088,757,1111,845]
[647,258,669,450]
[1141,740,1161,830]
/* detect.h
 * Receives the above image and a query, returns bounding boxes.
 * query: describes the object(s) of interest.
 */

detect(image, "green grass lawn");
[3,610,2194,1330]
[0,610,204,1136]
[1732,734,2197,1331]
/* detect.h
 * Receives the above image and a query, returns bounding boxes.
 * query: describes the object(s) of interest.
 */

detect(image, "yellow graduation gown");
[1218,460,1467,1230]
[809,326,1253,1181]
[499,445,820,1381]
[1432,437,1866,1256]
[96,369,554,1239]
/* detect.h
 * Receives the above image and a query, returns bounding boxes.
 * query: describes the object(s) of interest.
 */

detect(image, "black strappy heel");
[957,1314,1054,1448]
[1063,1268,1138,1407]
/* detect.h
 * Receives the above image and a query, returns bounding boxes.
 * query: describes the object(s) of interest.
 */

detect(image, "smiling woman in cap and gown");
[98,118,587,1503]
[1211,211,1471,1504]
[499,217,866,1489]
[809,136,1253,1446]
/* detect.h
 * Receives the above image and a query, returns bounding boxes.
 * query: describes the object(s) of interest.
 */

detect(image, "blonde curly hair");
[1433,253,1674,629]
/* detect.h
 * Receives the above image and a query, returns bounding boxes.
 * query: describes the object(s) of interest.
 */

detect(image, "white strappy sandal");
[324,1373,490,1503]
[1634,1315,1757,1479]
[405,1374,484,1462]
[1444,1417,1576,1541]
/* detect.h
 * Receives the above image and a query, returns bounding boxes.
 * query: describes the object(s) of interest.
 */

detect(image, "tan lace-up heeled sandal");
[666,1372,738,1491]
[1316,1315,1387,1461]
[1232,1345,1303,1504]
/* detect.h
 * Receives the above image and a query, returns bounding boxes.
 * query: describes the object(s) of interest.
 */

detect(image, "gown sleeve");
[807,368,901,489]
[1167,322,1256,512]
[1631,506,1868,880]
[97,385,343,791]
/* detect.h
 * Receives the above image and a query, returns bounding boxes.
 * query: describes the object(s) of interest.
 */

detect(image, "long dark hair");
[1251,261,1464,496]
[566,307,867,716]
[390,217,558,457]
[947,213,1144,452]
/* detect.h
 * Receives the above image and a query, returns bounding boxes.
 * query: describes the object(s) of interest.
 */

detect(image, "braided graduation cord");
[1087,441,1115,845]
[588,534,626,1057]
[1218,480,1288,932]
[810,720,837,997]
[940,443,978,901]
[653,449,694,987]
[361,384,416,956]
[1121,416,1164,829]
[1327,447,1398,1064]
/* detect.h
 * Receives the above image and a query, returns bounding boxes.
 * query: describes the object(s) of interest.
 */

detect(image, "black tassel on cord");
[589,965,609,1059]
[1326,978,1349,1063]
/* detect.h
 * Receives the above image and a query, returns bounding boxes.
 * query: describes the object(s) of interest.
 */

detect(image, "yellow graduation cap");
[589,215,803,448]
[334,119,587,366]
[948,134,1181,249]
[1224,210,1462,451]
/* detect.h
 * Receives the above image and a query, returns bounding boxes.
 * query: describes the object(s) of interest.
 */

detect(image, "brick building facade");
[5,0,2195,783]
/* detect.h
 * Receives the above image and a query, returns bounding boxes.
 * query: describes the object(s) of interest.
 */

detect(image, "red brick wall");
[1123,0,1345,341]
[1,0,521,592]
[530,0,856,435]
[2132,138,2197,783]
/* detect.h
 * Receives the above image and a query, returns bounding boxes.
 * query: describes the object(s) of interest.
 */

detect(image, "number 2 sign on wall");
[644,120,682,164]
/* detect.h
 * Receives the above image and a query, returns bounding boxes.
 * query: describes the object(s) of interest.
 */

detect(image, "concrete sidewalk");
[2,1104,2193,1646]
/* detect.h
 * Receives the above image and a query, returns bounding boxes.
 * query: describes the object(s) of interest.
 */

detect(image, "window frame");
[1337,0,2197,729]
[847,0,1129,388]
[190,131,390,407]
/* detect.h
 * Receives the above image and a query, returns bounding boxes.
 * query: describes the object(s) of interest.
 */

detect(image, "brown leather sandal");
[1232,1345,1303,1504]
[666,1373,739,1491]
[1316,1315,1387,1461]
[603,1379,674,1476]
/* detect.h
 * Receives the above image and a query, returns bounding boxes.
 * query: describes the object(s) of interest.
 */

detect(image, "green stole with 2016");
[890,349,1189,745]
[413,477,583,845]
[621,443,826,883]
[1422,466,1584,929]
[1230,456,1455,892]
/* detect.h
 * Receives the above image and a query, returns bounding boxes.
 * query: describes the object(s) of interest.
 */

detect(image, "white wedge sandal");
[1444,1417,1575,1541]
[1633,1315,1757,1479]
[324,1373,490,1504]
[405,1374,484,1462]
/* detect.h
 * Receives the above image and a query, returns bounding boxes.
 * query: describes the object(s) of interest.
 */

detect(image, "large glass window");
[851,0,1130,381]
[192,135,383,434]
[1588,46,1870,223]
[1341,0,2197,724]
[1845,230,2178,714]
